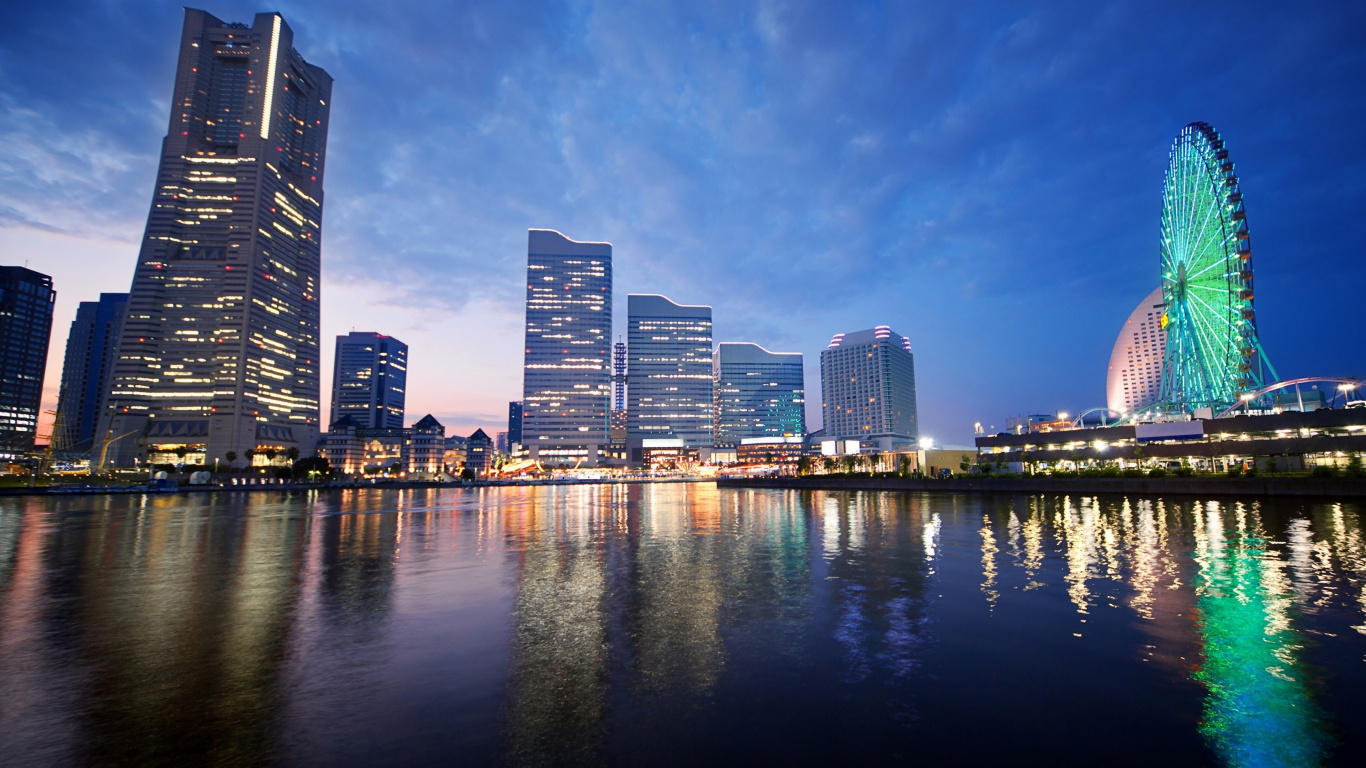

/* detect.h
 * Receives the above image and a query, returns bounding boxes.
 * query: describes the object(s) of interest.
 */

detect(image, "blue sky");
[3,0,1364,444]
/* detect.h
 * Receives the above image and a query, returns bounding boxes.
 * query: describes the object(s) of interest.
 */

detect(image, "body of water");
[0,484,1363,766]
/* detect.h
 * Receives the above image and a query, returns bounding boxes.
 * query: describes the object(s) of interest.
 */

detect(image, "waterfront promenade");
[717,474,1366,498]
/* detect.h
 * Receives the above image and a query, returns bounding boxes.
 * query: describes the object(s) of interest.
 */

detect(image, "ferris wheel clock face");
[1158,122,1269,411]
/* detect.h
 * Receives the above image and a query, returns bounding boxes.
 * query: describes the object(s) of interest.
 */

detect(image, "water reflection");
[970,494,1365,767]
[0,488,1362,766]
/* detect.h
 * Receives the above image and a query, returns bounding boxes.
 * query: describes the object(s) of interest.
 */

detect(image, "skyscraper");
[1106,288,1167,415]
[507,401,523,445]
[330,332,407,429]
[0,267,55,458]
[820,326,918,450]
[626,295,713,452]
[54,293,128,453]
[97,9,331,467]
[612,337,627,412]
[713,342,805,446]
[521,229,612,465]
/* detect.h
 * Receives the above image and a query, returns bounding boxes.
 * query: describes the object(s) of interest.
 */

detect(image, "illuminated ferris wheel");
[1157,122,1276,411]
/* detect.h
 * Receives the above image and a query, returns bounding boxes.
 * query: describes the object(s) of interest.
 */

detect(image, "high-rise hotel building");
[820,326,918,450]
[521,229,612,465]
[330,332,407,429]
[1106,288,1167,415]
[713,343,805,446]
[97,9,331,466]
[626,295,713,452]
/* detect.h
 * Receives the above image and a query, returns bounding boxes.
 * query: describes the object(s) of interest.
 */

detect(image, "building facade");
[507,401,523,445]
[820,326,918,450]
[466,428,493,475]
[54,293,127,454]
[626,295,714,456]
[521,229,612,465]
[330,332,407,429]
[96,9,332,467]
[1106,288,1167,416]
[713,342,804,446]
[0,267,55,458]
[323,413,445,478]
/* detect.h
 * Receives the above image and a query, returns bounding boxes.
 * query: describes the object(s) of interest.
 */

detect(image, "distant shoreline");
[715,475,1366,498]
[0,476,712,498]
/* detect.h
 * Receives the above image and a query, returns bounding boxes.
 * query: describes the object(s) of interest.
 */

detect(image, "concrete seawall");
[715,475,1366,498]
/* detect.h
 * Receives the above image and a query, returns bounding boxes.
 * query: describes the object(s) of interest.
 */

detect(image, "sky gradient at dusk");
[3,0,1364,443]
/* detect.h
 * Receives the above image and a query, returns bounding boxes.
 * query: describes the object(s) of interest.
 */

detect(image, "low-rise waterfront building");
[466,429,493,476]
[323,413,447,478]
[975,409,1366,471]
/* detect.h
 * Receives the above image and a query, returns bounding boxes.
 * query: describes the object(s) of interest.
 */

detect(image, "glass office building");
[54,292,128,453]
[626,294,713,451]
[713,342,805,446]
[820,326,918,449]
[97,9,331,466]
[330,332,407,429]
[0,267,55,459]
[521,229,612,465]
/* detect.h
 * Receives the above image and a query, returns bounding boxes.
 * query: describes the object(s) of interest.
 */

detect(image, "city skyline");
[5,2,1366,444]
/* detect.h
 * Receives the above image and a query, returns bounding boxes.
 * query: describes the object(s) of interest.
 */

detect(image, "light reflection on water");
[0,486,1362,766]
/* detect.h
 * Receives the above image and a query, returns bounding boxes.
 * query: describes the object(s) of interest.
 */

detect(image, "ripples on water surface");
[0,485,1363,766]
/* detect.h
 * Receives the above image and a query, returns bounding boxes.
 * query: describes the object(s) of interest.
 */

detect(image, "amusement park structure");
[1156,122,1276,412]
[1080,122,1361,428]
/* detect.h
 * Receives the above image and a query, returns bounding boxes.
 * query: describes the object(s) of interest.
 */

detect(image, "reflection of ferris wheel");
[1157,122,1276,411]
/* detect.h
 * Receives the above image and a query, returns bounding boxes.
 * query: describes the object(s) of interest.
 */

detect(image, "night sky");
[3,1,1364,444]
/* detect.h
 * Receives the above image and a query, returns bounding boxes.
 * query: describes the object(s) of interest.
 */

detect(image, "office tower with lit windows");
[0,267,55,458]
[713,342,805,446]
[521,229,612,465]
[626,295,713,451]
[54,293,128,453]
[96,9,331,467]
[820,326,918,450]
[330,332,407,429]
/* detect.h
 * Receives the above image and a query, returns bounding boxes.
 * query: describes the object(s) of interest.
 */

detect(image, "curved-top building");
[1106,288,1167,415]
[712,343,805,446]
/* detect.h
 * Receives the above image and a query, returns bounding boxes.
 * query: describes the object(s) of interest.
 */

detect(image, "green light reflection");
[1191,503,1326,768]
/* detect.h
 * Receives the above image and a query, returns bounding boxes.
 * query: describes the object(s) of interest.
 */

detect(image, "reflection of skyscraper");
[330,332,407,429]
[1106,288,1167,415]
[521,230,612,466]
[506,490,610,764]
[55,293,128,453]
[0,267,55,458]
[626,295,713,450]
[97,9,331,467]
[713,342,805,446]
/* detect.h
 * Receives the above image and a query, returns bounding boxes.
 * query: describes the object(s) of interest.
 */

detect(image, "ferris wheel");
[1157,122,1275,411]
